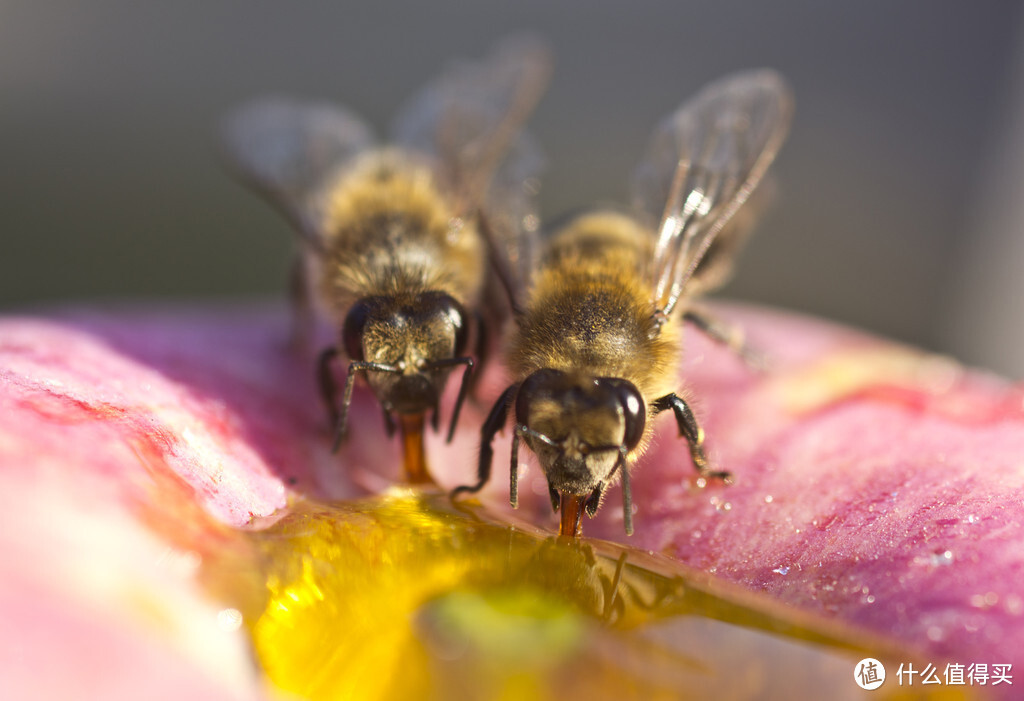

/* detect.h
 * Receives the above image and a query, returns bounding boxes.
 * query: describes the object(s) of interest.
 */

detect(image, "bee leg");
[683,307,766,370]
[431,403,441,434]
[451,383,518,499]
[288,257,314,353]
[317,347,340,429]
[652,393,733,484]
[382,408,397,438]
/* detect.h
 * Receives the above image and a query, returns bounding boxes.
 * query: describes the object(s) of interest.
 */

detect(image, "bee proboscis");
[222,38,550,484]
[454,69,792,535]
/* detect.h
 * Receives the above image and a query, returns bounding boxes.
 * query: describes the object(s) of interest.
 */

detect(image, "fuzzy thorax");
[510,211,680,401]
[318,149,485,315]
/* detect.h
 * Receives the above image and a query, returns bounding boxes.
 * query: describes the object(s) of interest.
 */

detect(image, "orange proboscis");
[400,413,435,486]
[558,493,586,538]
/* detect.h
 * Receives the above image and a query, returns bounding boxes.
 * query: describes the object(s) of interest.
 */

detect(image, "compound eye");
[602,379,645,450]
[437,294,470,356]
[516,369,567,424]
[620,387,646,450]
[342,300,372,361]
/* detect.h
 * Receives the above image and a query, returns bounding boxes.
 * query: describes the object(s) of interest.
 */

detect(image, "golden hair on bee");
[454,69,792,536]
[221,37,550,485]
[510,212,677,395]
[317,149,484,310]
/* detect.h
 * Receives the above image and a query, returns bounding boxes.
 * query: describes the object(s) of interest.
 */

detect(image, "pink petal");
[3,303,1021,697]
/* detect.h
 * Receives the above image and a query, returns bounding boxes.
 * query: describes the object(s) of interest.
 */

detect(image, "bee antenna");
[517,425,559,448]
[332,361,400,453]
[510,426,522,509]
[421,355,475,442]
[617,448,634,536]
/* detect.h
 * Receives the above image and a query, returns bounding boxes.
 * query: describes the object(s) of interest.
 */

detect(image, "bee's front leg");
[451,383,518,500]
[652,393,733,484]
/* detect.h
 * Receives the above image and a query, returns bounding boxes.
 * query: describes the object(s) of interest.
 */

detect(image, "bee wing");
[631,70,792,316]
[684,179,775,298]
[479,131,545,312]
[393,36,550,306]
[220,97,376,251]
[393,36,551,208]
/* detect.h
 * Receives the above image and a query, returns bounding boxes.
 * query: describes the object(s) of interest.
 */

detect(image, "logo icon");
[855,658,886,690]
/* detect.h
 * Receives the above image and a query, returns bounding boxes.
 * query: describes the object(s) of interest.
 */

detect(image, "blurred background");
[3,1,1024,375]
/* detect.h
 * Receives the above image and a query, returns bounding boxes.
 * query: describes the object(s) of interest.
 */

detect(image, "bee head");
[515,369,645,496]
[342,292,470,414]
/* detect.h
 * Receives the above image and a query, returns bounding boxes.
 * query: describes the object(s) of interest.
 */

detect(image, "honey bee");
[221,38,550,484]
[454,70,792,536]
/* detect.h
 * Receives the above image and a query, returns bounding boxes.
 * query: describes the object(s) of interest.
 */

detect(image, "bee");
[454,70,792,536]
[221,38,550,485]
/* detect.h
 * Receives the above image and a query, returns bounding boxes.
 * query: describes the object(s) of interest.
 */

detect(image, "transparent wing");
[685,177,775,298]
[393,35,552,308]
[480,130,545,311]
[631,70,792,316]
[393,35,551,208]
[220,97,375,250]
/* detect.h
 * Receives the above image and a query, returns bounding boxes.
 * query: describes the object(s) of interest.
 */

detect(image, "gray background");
[4,2,1024,375]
